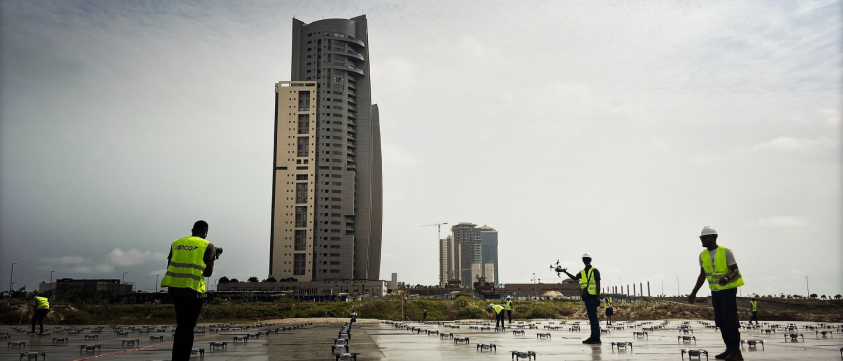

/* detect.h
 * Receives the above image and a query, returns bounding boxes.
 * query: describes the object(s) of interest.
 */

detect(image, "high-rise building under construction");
[269,15,382,282]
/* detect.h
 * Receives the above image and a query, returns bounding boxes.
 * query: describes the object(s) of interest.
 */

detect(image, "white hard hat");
[582,253,592,258]
[507,295,511,299]
[700,226,718,236]
[489,303,494,307]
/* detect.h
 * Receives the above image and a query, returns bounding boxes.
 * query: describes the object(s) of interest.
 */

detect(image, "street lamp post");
[155,275,160,293]
[50,271,55,298]
[9,263,17,302]
[806,276,810,297]
[122,272,128,284]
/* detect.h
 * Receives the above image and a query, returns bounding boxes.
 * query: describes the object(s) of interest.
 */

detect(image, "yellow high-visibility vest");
[35,296,49,309]
[579,267,598,296]
[750,300,757,312]
[604,296,613,309]
[491,304,504,314]
[505,300,512,310]
[160,236,209,293]
[700,247,744,291]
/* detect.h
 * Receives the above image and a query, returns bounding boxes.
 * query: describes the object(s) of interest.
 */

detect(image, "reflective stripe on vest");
[579,267,598,295]
[750,301,757,312]
[35,296,49,309]
[505,300,512,310]
[491,304,504,314]
[604,296,613,309]
[700,246,744,291]
[160,236,209,293]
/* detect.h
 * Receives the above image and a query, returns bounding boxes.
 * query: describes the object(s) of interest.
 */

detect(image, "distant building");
[388,273,398,290]
[217,279,386,297]
[479,225,499,287]
[452,222,481,287]
[439,235,460,286]
[39,278,133,295]
[470,262,482,284]
[483,262,495,284]
[501,279,580,298]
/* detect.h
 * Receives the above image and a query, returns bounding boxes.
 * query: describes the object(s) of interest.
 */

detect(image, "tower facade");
[452,222,481,287]
[479,225,499,287]
[438,235,460,286]
[270,15,382,281]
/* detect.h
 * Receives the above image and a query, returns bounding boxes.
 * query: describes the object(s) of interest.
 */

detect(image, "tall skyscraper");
[452,222,481,287]
[269,15,382,282]
[479,225,499,287]
[439,235,460,286]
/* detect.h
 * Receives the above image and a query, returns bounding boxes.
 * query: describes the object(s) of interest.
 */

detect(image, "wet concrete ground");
[1,320,841,360]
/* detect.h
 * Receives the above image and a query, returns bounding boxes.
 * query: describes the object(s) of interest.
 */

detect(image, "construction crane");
[421,222,448,241]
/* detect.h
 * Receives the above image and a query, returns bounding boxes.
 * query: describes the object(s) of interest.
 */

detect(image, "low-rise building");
[39,278,133,295]
[217,279,387,297]
[501,279,581,298]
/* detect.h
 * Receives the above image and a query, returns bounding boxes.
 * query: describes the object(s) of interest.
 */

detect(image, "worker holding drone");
[553,253,602,344]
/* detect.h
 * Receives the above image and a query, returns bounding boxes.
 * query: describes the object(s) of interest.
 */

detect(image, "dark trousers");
[172,297,203,361]
[750,311,758,324]
[584,297,601,340]
[495,312,505,328]
[712,288,741,349]
[506,309,512,323]
[31,309,49,333]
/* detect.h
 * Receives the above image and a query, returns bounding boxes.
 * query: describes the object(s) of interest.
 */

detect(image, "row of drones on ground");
[3,321,314,360]
[376,319,843,360]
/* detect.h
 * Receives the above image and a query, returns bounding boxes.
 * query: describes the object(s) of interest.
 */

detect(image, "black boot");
[714,348,731,360]
[724,350,744,361]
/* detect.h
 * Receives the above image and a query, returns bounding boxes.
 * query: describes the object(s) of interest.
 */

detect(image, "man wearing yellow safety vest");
[505,295,513,324]
[749,297,758,325]
[556,253,602,344]
[31,295,50,334]
[604,295,613,326]
[160,220,218,361]
[689,226,744,361]
[490,303,505,330]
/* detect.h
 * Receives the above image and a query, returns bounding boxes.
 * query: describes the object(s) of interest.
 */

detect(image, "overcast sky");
[1,0,841,298]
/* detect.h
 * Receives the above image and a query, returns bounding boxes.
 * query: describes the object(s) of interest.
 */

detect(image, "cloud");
[106,248,167,267]
[747,215,809,229]
[40,255,89,265]
[752,136,833,154]
[66,264,115,274]
[381,142,418,166]
[819,108,840,126]
[150,269,167,276]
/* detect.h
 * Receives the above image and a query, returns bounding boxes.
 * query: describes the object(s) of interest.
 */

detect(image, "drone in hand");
[549,260,567,278]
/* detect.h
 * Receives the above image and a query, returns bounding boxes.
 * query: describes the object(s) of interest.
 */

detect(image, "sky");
[1,0,841,298]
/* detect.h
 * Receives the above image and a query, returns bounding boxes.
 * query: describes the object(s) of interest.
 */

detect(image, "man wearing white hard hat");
[555,253,602,344]
[688,226,745,361]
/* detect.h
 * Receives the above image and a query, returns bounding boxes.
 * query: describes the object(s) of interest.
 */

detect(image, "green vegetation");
[1,296,840,325]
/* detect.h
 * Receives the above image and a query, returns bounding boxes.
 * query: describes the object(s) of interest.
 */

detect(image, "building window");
[297,137,309,157]
[295,206,307,227]
[298,91,310,111]
[296,115,309,135]
[295,183,308,204]
[332,71,345,91]
[294,230,307,251]
[296,174,308,180]
[294,254,306,275]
